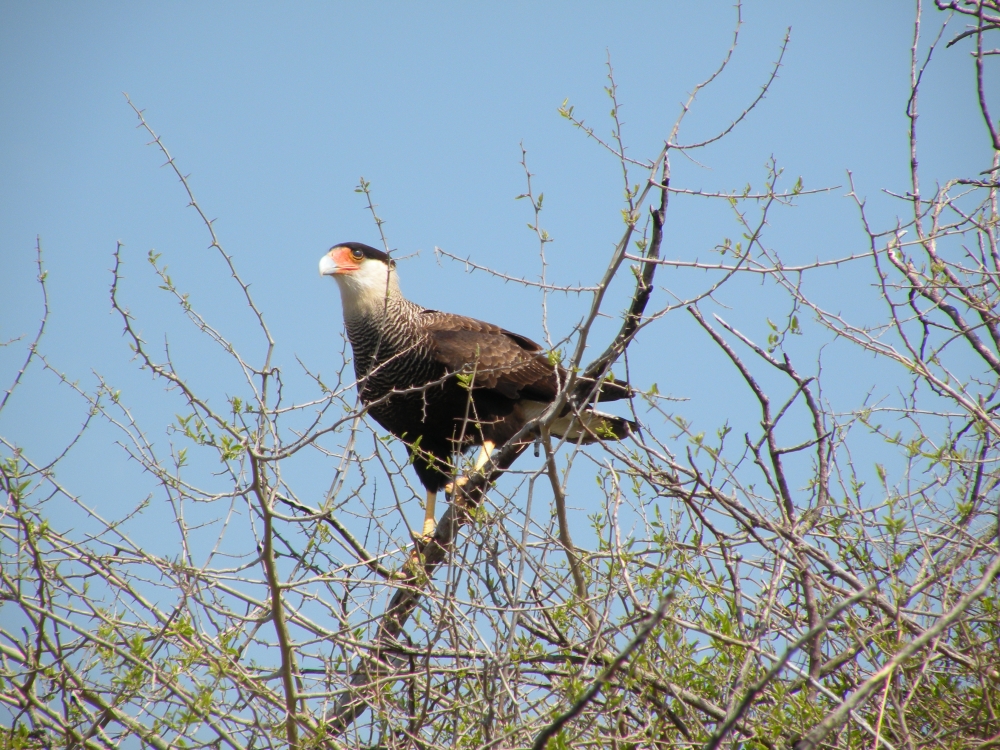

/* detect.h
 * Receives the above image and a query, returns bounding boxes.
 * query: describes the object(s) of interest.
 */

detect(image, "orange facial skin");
[324,245,365,274]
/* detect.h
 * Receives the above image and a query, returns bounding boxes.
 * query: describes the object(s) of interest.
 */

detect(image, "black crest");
[333,242,394,266]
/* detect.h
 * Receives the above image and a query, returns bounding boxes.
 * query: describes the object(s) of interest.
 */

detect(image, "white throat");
[332,260,402,321]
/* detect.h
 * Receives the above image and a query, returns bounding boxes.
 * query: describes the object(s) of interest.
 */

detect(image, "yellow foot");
[421,516,437,538]
[443,476,469,495]
[443,441,497,495]
[410,525,436,549]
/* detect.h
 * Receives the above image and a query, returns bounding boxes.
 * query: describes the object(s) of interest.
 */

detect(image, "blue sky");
[0,3,989,553]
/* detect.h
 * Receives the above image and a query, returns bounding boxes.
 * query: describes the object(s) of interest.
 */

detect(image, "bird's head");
[319,242,400,318]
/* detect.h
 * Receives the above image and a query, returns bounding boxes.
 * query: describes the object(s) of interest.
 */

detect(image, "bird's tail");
[549,407,636,444]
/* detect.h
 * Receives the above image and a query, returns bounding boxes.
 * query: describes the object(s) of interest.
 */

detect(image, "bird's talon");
[444,476,469,495]
[410,528,434,548]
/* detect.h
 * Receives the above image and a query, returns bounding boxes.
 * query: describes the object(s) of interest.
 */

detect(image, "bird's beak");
[319,253,339,276]
[319,247,359,276]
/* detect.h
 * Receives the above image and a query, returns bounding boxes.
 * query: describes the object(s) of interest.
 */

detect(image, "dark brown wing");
[422,312,560,401]
[422,310,633,403]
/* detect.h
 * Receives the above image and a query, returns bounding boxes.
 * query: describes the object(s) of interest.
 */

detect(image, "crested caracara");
[320,242,634,537]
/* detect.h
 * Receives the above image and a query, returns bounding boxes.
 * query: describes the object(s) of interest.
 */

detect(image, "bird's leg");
[474,439,496,473]
[422,489,438,538]
[444,440,497,494]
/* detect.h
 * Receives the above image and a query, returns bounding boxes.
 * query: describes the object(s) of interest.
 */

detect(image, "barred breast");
[344,298,446,428]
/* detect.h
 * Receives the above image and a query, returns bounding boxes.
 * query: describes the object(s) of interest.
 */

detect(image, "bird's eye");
[351,248,364,260]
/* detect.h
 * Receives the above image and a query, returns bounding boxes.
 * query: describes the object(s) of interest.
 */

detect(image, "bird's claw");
[443,476,469,495]
[421,517,437,538]
[410,518,437,548]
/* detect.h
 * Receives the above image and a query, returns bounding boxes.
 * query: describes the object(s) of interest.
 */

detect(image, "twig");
[1,238,49,415]
[531,597,671,750]
[540,428,599,637]
[794,552,1000,750]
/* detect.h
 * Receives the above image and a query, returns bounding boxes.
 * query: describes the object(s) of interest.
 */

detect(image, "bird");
[319,242,635,538]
